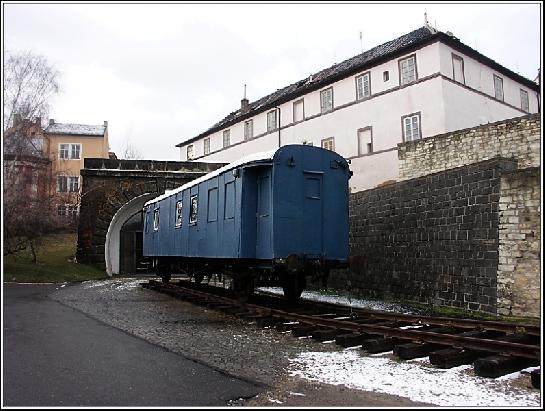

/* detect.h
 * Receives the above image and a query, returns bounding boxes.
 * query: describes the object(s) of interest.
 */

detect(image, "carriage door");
[256,172,272,258]
[303,172,323,257]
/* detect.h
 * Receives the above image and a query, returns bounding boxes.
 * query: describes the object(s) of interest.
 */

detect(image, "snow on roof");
[45,123,106,136]
[144,147,278,207]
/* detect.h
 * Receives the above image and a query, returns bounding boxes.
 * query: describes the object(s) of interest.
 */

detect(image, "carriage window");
[208,188,218,222]
[224,181,235,219]
[189,195,198,224]
[175,200,183,227]
[144,210,149,232]
[153,209,160,231]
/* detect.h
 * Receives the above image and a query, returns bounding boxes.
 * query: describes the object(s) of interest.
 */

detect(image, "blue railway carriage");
[143,144,351,301]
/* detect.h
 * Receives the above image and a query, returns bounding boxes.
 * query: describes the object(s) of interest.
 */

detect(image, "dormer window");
[204,137,210,155]
[187,145,194,160]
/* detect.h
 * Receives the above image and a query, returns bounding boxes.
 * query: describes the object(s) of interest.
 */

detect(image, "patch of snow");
[258,287,410,313]
[289,391,306,397]
[268,398,283,404]
[289,351,540,407]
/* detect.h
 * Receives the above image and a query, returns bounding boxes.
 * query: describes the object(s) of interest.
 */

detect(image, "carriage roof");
[144,148,277,207]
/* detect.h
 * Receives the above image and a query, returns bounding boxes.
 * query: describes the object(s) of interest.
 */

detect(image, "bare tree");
[3,50,63,262]
[121,139,143,160]
[3,49,61,131]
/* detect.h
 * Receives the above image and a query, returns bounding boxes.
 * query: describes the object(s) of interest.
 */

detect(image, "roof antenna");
[359,30,364,54]
[243,84,247,99]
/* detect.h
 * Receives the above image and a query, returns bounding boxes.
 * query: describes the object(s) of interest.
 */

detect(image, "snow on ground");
[258,287,412,313]
[289,350,541,407]
[271,286,540,406]
[82,278,142,291]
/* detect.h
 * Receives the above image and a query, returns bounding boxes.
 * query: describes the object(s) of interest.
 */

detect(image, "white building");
[176,25,540,192]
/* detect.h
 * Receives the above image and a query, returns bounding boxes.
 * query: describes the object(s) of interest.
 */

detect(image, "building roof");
[177,25,539,147]
[45,122,106,136]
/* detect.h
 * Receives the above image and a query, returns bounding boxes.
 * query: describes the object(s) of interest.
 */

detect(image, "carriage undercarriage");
[153,256,341,302]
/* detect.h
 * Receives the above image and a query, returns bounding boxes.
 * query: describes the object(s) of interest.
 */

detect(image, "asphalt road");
[3,283,263,406]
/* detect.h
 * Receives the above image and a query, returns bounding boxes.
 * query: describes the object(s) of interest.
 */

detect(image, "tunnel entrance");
[119,211,148,275]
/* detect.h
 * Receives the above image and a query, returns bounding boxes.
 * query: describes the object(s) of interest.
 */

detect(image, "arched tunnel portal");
[76,158,225,275]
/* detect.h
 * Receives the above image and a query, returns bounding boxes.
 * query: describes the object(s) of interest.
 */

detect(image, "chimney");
[240,84,250,114]
[49,119,55,125]
[104,120,108,128]
[35,117,41,126]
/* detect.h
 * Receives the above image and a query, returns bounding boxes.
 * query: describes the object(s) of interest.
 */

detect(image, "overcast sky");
[3,2,542,161]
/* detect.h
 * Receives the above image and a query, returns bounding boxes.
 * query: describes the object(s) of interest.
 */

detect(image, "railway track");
[141,278,541,387]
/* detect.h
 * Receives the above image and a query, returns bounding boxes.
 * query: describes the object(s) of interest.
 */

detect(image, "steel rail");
[145,281,541,359]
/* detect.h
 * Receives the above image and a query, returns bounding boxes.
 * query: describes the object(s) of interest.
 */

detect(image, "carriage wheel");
[282,273,306,303]
[232,277,254,303]
[157,263,171,284]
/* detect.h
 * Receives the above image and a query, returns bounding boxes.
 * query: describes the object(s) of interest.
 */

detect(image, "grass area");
[3,233,108,283]
[404,301,541,326]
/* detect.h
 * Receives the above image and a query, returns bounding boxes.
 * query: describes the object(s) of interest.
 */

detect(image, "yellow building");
[44,119,110,218]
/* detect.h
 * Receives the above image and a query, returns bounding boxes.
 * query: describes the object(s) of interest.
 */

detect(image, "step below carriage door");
[256,169,272,258]
[303,171,323,257]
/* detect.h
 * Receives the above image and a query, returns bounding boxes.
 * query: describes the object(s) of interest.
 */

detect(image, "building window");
[30,136,43,155]
[293,99,304,122]
[223,130,230,148]
[452,54,465,84]
[321,137,335,151]
[57,204,66,216]
[57,176,67,192]
[320,87,334,113]
[59,144,69,160]
[187,145,194,160]
[494,74,504,101]
[357,127,373,156]
[57,204,78,217]
[175,200,183,227]
[71,144,81,159]
[59,143,81,160]
[244,120,253,140]
[383,71,389,82]
[267,109,278,132]
[68,176,79,192]
[189,195,198,225]
[356,72,371,100]
[203,137,210,155]
[399,55,417,85]
[520,89,529,112]
[66,204,79,216]
[153,209,160,231]
[402,112,421,142]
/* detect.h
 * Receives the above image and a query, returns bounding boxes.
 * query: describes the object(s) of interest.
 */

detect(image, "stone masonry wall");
[330,158,518,314]
[497,168,541,317]
[398,113,540,180]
